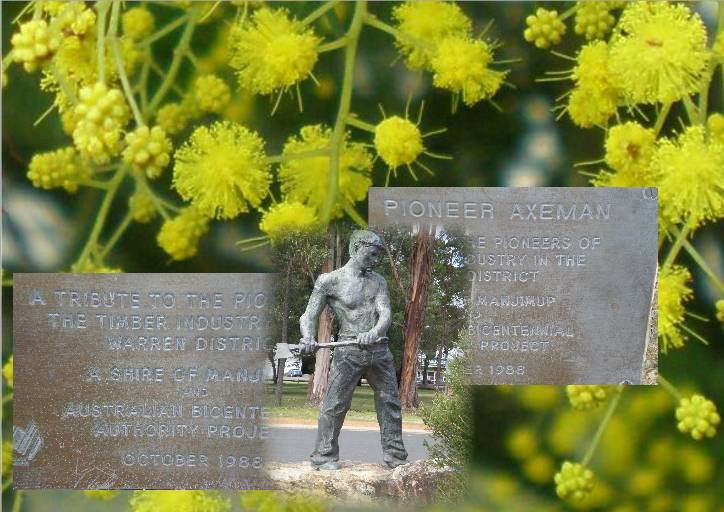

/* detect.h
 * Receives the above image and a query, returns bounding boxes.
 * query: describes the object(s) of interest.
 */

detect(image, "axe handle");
[316,340,360,348]
[318,336,388,348]
[289,337,388,352]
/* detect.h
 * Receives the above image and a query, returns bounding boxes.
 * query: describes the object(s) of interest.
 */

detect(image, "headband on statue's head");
[349,230,384,254]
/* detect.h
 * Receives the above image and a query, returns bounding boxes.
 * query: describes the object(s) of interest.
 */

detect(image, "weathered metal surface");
[300,230,408,468]
[13,273,273,489]
[369,187,658,385]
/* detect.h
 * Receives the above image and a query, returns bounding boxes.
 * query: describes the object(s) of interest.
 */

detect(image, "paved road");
[267,426,433,464]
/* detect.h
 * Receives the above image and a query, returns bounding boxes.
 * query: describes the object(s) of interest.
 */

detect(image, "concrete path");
[267,425,433,464]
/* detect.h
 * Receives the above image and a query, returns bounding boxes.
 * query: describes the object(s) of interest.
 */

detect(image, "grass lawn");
[266,382,438,425]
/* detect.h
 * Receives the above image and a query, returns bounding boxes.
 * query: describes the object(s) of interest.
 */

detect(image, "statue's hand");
[357,331,378,346]
[299,338,316,355]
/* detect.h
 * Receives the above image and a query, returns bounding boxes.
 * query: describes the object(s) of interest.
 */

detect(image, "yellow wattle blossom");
[259,201,320,243]
[2,440,12,477]
[156,102,190,135]
[678,445,714,485]
[593,122,658,188]
[658,265,693,352]
[598,416,636,474]
[572,40,615,97]
[11,19,62,72]
[83,490,119,501]
[716,299,724,324]
[574,1,615,41]
[52,1,96,37]
[129,189,158,224]
[680,495,718,512]
[567,87,616,129]
[707,113,724,144]
[566,385,611,410]
[628,467,662,497]
[546,409,590,456]
[554,461,595,501]
[654,125,724,228]
[566,41,619,128]
[122,7,155,41]
[44,36,97,90]
[116,36,141,77]
[72,83,130,164]
[123,126,173,179]
[506,426,538,459]
[374,116,424,170]
[524,8,566,49]
[516,385,560,411]
[603,122,656,173]
[173,121,270,219]
[157,207,210,261]
[130,490,231,512]
[230,8,321,97]
[624,388,671,425]
[194,74,231,114]
[43,29,139,97]
[240,491,327,512]
[675,394,720,441]
[430,36,507,107]
[648,494,675,512]
[279,124,372,218]
[609,2,709,105]
[179,92,205,122]
[521,453,556,484]
[40,2,65,16]
[27,147,89,193]
[574,481,615,509]
[391,1,472,70]
[483,473,520,503]
[60,107,80,135]
[591,164,658,189]
[646,437,676,470]
[2,355,13,388]
[514,386,561,411]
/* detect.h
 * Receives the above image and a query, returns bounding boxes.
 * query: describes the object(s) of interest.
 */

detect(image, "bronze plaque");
[369,187,658,385]
[12,273,273,489]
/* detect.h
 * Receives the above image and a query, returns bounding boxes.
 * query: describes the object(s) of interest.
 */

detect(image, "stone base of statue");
[265,460,455,503]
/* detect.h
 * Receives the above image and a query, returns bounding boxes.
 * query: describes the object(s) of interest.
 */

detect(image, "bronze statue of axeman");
[291,230,408,470]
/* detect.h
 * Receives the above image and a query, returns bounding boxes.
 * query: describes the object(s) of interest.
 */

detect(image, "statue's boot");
[312,461,341,471]
[385,458,407,469]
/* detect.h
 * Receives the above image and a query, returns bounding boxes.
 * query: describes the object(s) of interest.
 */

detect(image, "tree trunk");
[433,345,441,389]
[307,227,340,406]
[441,346,448,388]
[275,256,293,406]
[422,357,429,385]
[307,308,333,406]
[399,228,434,409]
[306,369,314,401]
[269,352,277,384]
[275,358,285,393]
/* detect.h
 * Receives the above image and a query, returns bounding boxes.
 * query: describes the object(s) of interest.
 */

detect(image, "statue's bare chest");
[327,276,378,310]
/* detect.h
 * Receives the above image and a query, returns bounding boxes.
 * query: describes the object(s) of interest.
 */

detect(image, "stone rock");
[265,460,454,503]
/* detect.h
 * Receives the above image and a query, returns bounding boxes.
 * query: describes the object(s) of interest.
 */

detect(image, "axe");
[288,336,389,354]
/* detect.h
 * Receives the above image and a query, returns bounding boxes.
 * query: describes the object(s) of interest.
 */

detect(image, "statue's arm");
[299,275,328,341]
[374,278,392,337]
